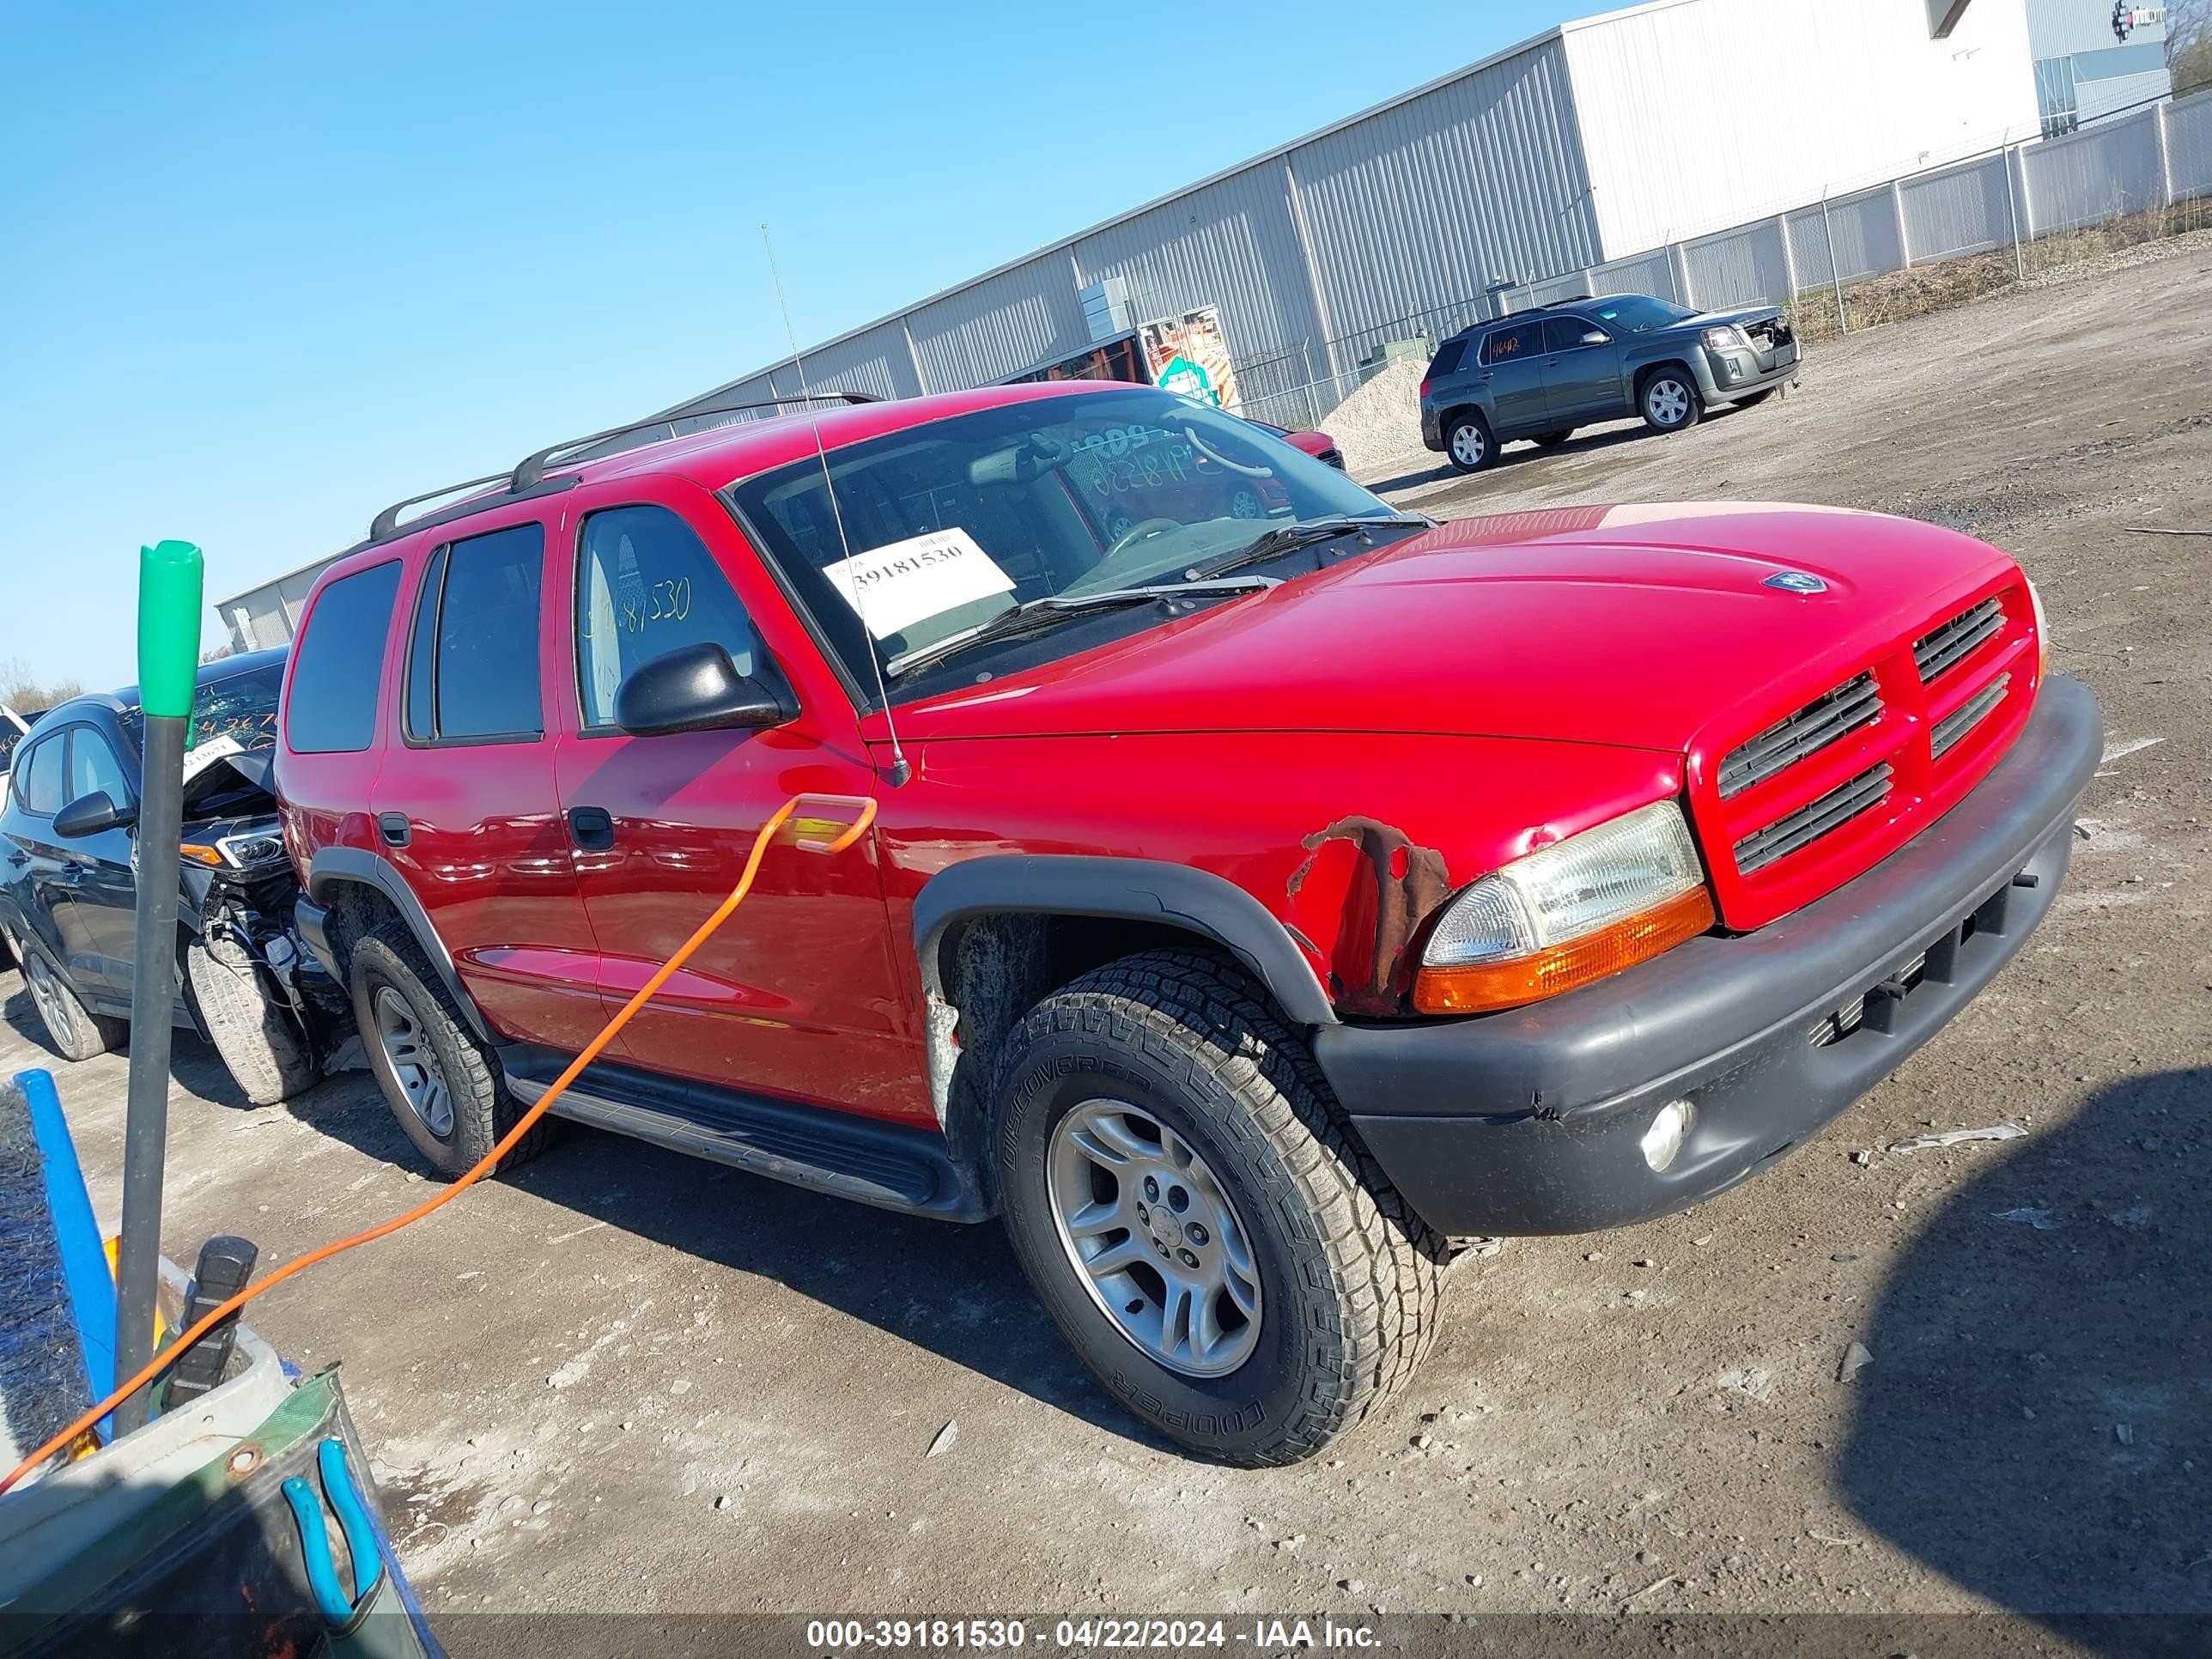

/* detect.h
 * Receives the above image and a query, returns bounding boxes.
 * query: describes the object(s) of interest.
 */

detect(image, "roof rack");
[366,392,879,544]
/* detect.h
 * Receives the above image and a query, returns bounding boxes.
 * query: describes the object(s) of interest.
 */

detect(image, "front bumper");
[1313,677,2101,1236]
[1697,339,1801,403]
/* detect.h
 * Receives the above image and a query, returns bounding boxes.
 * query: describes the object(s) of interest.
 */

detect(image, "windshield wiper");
[883,576,1278,680]
[1182,514,1424,583]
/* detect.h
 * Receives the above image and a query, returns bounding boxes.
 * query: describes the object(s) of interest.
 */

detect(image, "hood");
[893,504,2019,754]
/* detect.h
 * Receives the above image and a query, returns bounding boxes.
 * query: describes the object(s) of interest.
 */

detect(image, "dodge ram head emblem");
[1763,570,1828,594]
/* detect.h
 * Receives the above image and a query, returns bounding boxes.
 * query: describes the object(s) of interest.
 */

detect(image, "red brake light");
[1418,377,1431,400]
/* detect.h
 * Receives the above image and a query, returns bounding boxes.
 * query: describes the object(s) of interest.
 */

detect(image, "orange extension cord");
[0,793,874,1498]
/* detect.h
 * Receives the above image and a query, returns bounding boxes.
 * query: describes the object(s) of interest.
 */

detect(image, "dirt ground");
[8,251,2209,1654]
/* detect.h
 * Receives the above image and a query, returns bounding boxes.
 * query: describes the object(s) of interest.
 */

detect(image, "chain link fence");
[1228,86,2212,432]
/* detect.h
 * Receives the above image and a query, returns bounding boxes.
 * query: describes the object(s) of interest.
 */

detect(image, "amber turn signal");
[179,843,228,866]
[1413,885,1717,1015]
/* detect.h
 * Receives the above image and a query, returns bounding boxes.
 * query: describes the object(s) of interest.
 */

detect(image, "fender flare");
[911,854,1338,1030]
[306,847,493,1042]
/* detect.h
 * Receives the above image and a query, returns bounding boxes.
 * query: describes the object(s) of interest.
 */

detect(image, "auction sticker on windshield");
[823,527,1015,640]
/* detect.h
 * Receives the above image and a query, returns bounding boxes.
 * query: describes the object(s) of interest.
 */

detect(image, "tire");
[186,935,314,1106]
[992,949,1445,1467]
[17,944,125,1062]
[1734,388,1776,407]
[1532,428,1575,448]
[1639,368,1704,433]
[349,920,550,1177]
[1443,411,1493,474]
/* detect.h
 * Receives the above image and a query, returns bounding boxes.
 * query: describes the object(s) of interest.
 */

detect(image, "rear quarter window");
[1426,338,1467,380]
[286,561,403,755]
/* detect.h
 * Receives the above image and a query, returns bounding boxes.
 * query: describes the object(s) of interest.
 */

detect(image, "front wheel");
[992,950,1445,1466]
[1443,413,1493,473]
[186,935,314,1106]
[1640,369,1704,433]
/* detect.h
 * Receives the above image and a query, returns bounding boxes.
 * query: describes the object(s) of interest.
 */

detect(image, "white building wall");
[1562,0,2040,258]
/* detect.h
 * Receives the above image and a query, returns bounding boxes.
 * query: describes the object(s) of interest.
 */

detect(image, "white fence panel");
[2023,106,2165,231]
[1900,153,2011,261]
[1824,188,1905,283]
[1591,249,1677,301]
[1684,220,1790,308]
[2166,88,2212,198]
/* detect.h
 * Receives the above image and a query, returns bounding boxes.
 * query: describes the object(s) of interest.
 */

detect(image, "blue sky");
[2,0,1572,692]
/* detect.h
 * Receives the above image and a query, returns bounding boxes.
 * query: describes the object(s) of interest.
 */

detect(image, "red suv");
[276,383,2100,1466]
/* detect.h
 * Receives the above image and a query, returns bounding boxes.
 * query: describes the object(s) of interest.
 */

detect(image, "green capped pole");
[112,539,204,1435]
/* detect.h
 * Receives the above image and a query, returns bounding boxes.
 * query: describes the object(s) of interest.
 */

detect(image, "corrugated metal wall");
[906,254,1093,390]
[1287,38,1600,364]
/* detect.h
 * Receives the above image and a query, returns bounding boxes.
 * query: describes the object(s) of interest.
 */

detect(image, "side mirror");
[1581,330,1610,347]
[613,641,796,738]
[53,790,136,838]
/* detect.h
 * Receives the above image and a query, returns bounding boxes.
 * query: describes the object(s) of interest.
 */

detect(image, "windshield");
[1587,295,1696,333]
[118,659,285,752]
[727,387,1398,701]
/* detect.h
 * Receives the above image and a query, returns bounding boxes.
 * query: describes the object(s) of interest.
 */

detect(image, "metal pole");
[112,539,204,1436]
[1820,196,1848,335]
[2002,143,2026,285]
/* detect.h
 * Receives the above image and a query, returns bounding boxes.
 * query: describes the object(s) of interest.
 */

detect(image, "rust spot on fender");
[1286,817,1449,1015]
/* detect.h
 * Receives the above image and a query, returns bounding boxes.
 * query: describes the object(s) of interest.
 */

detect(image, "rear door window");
[286,561,403,755]
[426,524,544,742]
[13,733,64,816]
[575,506,757,732]
[1480,323,1543,366]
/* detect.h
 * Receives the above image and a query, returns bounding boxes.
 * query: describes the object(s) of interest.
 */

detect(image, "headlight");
[1414,801,1716,1015]
[1702,325,1747,352]
[2026,577,2050,678]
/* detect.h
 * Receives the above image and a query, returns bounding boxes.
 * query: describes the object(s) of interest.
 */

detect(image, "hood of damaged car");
[890,503,2019,754]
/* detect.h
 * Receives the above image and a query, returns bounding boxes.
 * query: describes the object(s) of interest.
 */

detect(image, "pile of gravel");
[1317,360,1432,485]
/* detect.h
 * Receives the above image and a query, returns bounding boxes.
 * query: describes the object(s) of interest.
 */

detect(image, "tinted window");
[14,733,64,815]
[68,729,132,807]
[287,561,402,755]
[1480,323,1542,366]
[404,547,447,742]
[1542,316,1605,352]
[1426,338,1467,379]
[576,506,757,730]
[432,525,544,740]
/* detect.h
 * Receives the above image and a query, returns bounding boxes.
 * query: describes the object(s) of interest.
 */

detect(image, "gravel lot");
[8,251,2208,1655]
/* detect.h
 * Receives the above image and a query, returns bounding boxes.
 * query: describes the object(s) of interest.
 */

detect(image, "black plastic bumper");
[1314,677,2102,1237]
[294,894,341,981]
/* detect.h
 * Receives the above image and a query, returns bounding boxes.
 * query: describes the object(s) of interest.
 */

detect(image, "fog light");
[1639,1099,1696,1172]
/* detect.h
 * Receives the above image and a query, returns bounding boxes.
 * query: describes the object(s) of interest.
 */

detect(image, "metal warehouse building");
[647,0,2036,433]
[217,0,2045,647]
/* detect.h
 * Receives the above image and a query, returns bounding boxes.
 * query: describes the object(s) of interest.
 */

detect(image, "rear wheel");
[349,921,550,1177]
[186,935,314,1106]
[1640,368,1704,433]
[1443,412,1493,474]
[19,946,125,1062]
[992,949,1445,1466]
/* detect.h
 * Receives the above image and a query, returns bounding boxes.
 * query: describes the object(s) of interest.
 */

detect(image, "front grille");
[1718,673,1882,799]
[1915,597,2004,683]
[1931,672,2010,757]
[1734,763,1893,874]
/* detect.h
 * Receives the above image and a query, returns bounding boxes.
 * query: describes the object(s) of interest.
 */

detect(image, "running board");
[501,1051,986,1222]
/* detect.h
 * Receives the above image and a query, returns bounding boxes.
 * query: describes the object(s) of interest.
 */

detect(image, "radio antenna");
[762,223,912,787]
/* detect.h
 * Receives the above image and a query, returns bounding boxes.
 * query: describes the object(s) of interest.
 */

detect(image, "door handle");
[566,806,615,852]
[377,812,412,849]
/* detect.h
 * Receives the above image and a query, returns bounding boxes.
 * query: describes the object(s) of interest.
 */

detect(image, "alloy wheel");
[374,986,454,1139]
[1047,1099,1263,1377]
[23,954,79,1051]
[1647,378,1692,427]
[1449,422,1487,468]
